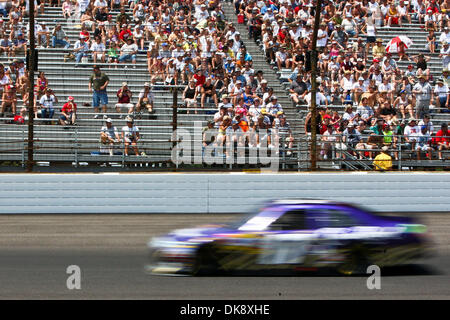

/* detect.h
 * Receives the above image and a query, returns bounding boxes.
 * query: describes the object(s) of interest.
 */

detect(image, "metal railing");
[0,126,449,171]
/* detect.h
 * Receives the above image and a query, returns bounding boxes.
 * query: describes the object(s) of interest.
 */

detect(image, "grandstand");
[0,0,449,171]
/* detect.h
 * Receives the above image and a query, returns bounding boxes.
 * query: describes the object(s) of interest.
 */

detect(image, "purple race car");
[146,199,432,276]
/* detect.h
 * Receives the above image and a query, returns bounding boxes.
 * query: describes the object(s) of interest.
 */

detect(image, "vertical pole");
[172,86,178,168]
[27,0,36,172]
[309,0,323,171]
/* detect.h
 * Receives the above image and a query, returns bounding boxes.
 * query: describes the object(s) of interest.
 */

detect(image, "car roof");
[268,199,338,206]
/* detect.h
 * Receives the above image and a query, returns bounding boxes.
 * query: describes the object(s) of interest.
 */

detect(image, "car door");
[257,209,316,266]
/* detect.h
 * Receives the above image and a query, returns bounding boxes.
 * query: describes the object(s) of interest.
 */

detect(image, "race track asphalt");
[0,213,449,299]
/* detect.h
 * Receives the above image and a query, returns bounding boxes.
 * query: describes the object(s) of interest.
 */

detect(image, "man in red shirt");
[193,69,206,88]
[435,122,450,160]
[115,82,133,117]
[59,96,77,126]
[119,24,132,44]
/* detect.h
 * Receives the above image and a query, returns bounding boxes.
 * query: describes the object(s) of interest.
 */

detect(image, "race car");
[146,199,432,276]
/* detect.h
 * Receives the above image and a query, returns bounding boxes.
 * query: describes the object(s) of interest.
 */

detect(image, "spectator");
[91,36,106,63]
[11,32,27,56]
[73,37,90,67]
[122,116,140,156]
[36,21,50,48]
[201,77,218,109]
[89,65,109,118]
[135,82,154,116]
[119,38,138,66]
[404,118,421,151]
[59,96,77,126]
[62,0,74,19]
[115,81,133,116]
[100,118,120,156]
[432,78,449,111]
[51,23,70,49]
[416,125,432,160]
[434,122,450,160]
[0,84,17,116]
[0,33,12,57]
[373,145,393,170]
[412,75,432,119]
[38,88,57,120]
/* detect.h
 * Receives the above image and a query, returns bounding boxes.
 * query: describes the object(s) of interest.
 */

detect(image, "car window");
[307,209,360,228]
[268,210,306,231]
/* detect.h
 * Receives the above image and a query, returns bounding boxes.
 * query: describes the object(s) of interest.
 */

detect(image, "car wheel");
[337,245,371,276]
[191,244,220,276]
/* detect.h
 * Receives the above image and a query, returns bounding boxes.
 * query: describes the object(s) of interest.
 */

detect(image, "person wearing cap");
[12,32,27,56]
[0,83,17,117]
[404,118,421,150]
[439,27,450,46]
[116,6,131,27]
[36,21,51,48]
[352,76,367,104]
[136,82,155,116]
[121,116,140,156]
[0,33,12,57]
[386,2,400,27]
[265,95,283,119]
[115,82,133,117]
[38,88,57,120]
[431,78,450,111]
[412,74,432,119]
[89,65,109,118]
[439,40,450,70]
[434,123,450,160]
[415,125,433,160]
[100,118,120,156]
[373,145,393,171]
[424,7,437,31]
[329,23,348,48]
[119,38,138,66]
[341,13,358,37]
[59,96,77,126]
[73,36,90,67]
[372,38,386,60]
[51,23,70,49]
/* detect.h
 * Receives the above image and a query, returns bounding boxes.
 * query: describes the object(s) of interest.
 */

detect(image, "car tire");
[191,244,220,276]
[337,245,371,276]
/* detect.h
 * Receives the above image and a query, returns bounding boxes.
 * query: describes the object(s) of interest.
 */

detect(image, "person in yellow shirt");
[372,38,386,59]
[373,145,393,170]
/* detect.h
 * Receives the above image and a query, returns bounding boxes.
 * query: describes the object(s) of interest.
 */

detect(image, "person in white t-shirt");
[90,36,106,63]
[122,116,140,156]
[316,23,328,49]
[431,78,449,109]
[404,118,421,149]
[119,38,138,65]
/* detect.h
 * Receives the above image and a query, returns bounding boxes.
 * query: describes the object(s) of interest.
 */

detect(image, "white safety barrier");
[0,173,449,214]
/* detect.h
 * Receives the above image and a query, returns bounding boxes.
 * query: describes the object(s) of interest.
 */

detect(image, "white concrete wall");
[0,173,449,214]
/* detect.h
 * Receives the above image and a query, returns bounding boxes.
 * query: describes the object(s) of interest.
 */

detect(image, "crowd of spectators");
[0,0,448,162]
[233,0,450,161]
